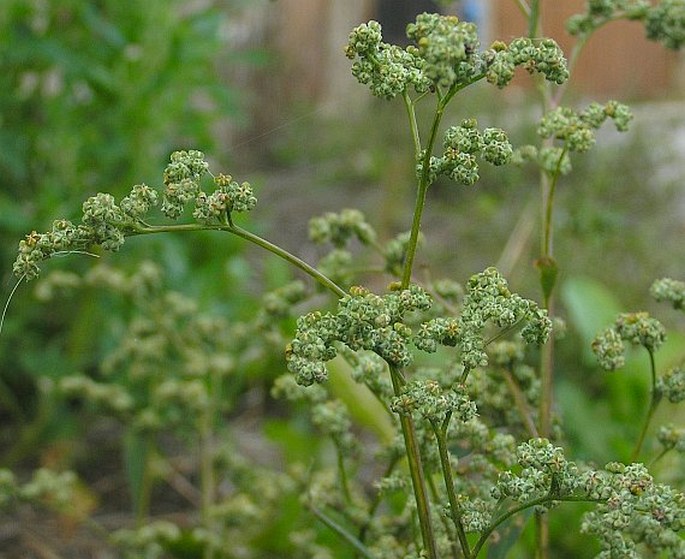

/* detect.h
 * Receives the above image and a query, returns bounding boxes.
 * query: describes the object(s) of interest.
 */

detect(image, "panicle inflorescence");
[492,438,579,503]
[345,14,568,100]
[13,150,254,280]
[593,312,667,370]
[286,283,432,385]
[580,462,685,557]
[420,267,552,372]
[568,0,685,50]
[537,101,633,153]
[650,277,685,310]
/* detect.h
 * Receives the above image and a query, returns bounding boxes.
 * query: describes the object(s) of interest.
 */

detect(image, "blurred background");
[0,0,684,556]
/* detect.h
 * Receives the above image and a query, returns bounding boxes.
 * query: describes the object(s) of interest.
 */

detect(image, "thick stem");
[528,0,540,37]
[432,419,471,557]
[389,365,438,559]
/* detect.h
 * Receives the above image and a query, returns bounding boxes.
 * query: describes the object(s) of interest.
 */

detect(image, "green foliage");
[4,3,685,559]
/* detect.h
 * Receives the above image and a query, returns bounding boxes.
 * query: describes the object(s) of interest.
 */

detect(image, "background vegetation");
[1,0,684,557]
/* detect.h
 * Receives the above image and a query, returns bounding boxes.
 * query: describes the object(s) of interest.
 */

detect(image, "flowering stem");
[528,0,540,37]
[470,495,603,558]
[401,96,446,289]
[431,418,471,557]
[389,364,437,559]
[130,221,346,298]
[542,148,567,263]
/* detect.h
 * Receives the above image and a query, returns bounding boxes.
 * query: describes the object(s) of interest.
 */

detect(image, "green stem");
[400,97,446,289]
[389,364,438,559]
[630,348,661,462]
[470,495,602,558]
[337,444,352,504]
[403,91,422,160]
[130,221,345,298]
[528,0,540,37]
[542,148,566,262]
[431,419,471,557]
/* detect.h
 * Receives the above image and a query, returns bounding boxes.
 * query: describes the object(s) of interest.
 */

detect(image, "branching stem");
[130,221,346,298]
[389,364,438,559]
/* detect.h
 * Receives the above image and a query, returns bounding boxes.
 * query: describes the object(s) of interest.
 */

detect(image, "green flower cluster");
[286,283,432,386]
[512,144,572,176]
[416,268,551,371]
[567,0,650,36]
[419,119,513,185]
[44,262,236,432]
[580,462,685,558]
[160,150,256,222]
[657,366,685,403]
[657,424,685,453]
[0,468,77,512]
[390,379,476,423]
[345,14,568,100]
[344,20,431,99]
[308,208,377,247]
[12,185,155,279]
[645,0,685,50]
[484,37,570,88]
[651,277,685,310]
[537,101,633,153]
[13,150,255,280]
[59,375,134,415]
[160,149,210,218]
[493,438,579,503]
[311,399,357,452]
[405,13,481,89]
[194,173,257,223]
[111,521,182,559]
[592,312,667,370]
[568,0,685,50]
[260,280,308,319]
[383,231,414,275]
